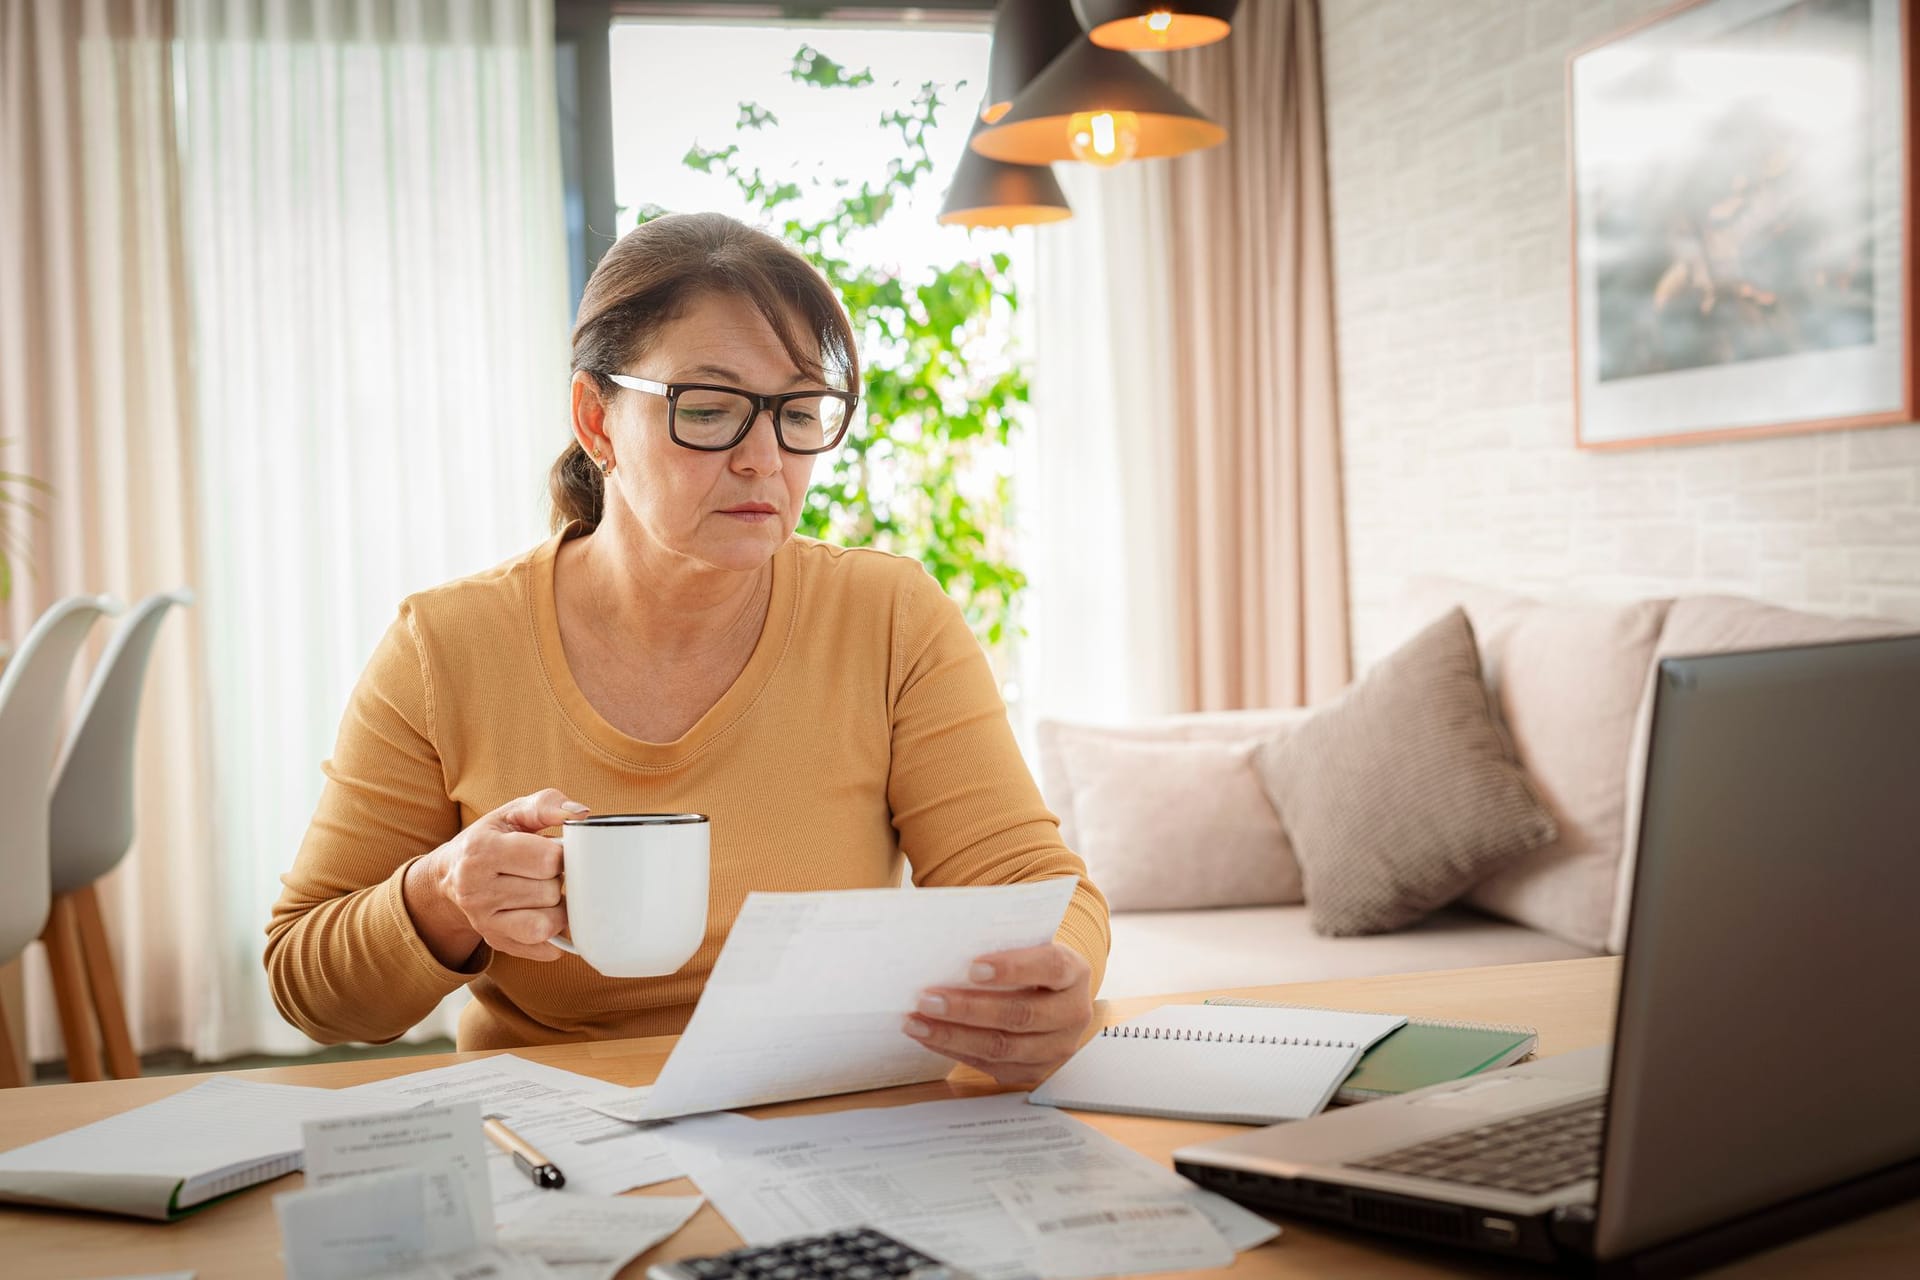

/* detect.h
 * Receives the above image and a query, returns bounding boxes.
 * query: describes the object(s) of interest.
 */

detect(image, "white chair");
[43,590,194,1082]
[0,594,117,1088]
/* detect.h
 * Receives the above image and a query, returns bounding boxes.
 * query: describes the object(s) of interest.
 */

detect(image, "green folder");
[1204,998,1537,1105]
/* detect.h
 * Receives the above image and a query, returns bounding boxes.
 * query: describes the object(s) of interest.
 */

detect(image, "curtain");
[1163,0,1351,708]
[1,0,220,1066]
[174,0,571,1057]
[4,0,571,1062]
[1019,159,1188,728]
[1025,0,1351,727]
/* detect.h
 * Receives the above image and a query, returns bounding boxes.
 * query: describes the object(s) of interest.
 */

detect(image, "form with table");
[3,958,1916,1279]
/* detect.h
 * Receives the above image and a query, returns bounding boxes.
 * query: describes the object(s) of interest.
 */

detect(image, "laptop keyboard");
[1349,1097,1604,1195]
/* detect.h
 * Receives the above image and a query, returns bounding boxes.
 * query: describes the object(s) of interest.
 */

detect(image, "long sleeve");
[888,573,1112,995]
[264,604,475,1043]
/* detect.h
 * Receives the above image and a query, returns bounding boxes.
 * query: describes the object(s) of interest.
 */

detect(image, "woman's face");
[583,291,822,576]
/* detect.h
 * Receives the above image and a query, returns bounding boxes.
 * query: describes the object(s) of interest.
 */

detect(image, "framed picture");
[1569,0,1916,449]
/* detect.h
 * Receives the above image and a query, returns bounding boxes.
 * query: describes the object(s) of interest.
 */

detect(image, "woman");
[265,213,1109,1086]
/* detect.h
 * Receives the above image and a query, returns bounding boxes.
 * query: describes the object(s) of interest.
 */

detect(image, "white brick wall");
[1320,0,1920,666]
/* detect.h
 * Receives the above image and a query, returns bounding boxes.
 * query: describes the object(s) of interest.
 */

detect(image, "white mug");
[551,813,710,977]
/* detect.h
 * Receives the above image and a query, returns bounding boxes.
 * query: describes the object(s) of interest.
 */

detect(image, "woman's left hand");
[904,942,1094,1087]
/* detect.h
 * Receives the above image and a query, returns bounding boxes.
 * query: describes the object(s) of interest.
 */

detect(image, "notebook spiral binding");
[1203,998,1535,1039]
[1098,1025,1359,1048]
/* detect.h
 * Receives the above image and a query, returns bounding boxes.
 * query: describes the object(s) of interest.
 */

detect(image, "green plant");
[640,45,1029,656]
[0,441,50,602]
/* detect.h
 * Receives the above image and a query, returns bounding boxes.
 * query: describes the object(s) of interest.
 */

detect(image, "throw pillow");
[1254,608,1557,936]
[1057,736,1304,911]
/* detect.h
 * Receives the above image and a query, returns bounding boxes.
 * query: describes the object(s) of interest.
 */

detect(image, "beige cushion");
[1033,708,1312,850]
[1401,578,1672,952]
[1606,596,1917,951]
[1255,609,1558,936]
[1466,598,1672,951]
[1101,904,1595,999]
[1056,735,1303,911]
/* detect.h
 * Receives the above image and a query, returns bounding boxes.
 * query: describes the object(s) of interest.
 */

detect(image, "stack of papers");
[660,1093,1279,1280]
[275,1087,702,1280]
[346,1055,682,1218]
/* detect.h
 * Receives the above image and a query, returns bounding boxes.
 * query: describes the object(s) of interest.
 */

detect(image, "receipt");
[275,1167,439,1280]
[302,1103,494,1254]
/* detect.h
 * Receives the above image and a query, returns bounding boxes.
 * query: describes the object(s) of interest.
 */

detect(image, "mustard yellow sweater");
[266,527,1110,1050]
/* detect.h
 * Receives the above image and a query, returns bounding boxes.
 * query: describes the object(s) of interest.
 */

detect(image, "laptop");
[1173,634,1920,1276]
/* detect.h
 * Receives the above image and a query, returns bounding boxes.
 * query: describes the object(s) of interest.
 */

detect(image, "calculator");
[646,1226,976,1280]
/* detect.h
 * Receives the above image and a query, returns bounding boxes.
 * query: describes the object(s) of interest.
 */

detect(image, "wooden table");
[2,957,1915,1278]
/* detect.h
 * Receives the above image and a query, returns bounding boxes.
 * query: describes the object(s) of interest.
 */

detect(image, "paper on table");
[275,1167,438,1280]
[0,1076,402,1220]
[637,881,1078,1121]
[497,1193,705,1280]
[364,1246,558,1280]
[989,1173,1234,1278]
[350,1056,680,1210]
[578,1087,650,1126]
[303,1103,494,1253]
[659,1094,1277,1280]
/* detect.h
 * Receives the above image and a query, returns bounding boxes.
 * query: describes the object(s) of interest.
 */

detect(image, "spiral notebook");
[0,1076,384,1221]
[1205,998,1538,1104]
[1029,1005,1408,1125]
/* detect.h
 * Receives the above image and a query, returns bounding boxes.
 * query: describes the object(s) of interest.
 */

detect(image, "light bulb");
[1146,10,1174,31]
[1067,110,1141,167]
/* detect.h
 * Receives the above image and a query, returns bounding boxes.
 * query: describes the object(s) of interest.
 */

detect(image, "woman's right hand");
[403,789,589,968]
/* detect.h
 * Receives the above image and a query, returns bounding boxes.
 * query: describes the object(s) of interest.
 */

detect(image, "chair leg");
[39,899,103,1084]
[70,886,139,1079]
[0,975,25,1088]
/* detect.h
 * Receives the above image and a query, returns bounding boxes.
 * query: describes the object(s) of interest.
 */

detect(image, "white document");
[275,1167,438,1280]
[0,1076,393,1219]
[350,1056,681,1209]
[304,1103,494,1255]
[365,1246,558,1280]
[578,1086,651,1126]
[989,1174,1233,1278]
[497,1193,705,1280]
[660,1094,1277,1280]
[637,881,1078,1120]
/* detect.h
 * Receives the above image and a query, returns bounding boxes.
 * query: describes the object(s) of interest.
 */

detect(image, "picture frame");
[1568,0,1917,450]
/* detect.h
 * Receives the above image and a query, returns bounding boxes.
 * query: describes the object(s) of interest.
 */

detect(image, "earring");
[594,452,614,476]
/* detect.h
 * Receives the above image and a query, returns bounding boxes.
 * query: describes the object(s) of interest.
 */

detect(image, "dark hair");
[550,212,860,532]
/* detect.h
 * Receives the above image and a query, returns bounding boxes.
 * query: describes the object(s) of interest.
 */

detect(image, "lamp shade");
[1074,0,1239,51]
[983,0,1085,124]
[971,38,1225,166]
[937,154,1073,229]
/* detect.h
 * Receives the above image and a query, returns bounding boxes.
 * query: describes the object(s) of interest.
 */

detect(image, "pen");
[482,1113,567,1189]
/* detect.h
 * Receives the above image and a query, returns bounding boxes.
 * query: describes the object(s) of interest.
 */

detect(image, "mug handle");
[549,934,581,956]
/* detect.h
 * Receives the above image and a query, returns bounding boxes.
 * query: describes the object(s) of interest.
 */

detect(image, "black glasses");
[604,374,857,454]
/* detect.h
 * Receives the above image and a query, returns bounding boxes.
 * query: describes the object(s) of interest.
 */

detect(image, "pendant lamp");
[971,38,1225,168]
[1073,0,1240,51]
[982,0,1084,124]
[939,115,1073,228]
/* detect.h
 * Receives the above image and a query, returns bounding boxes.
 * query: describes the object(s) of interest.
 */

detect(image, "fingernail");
[918,994,948,1017]
[561,801,591,814]
[903,1017,931,1039]
[969,962,996,984]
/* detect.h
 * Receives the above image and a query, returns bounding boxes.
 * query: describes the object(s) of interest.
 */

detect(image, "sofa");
[1036,579,1913,1001]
